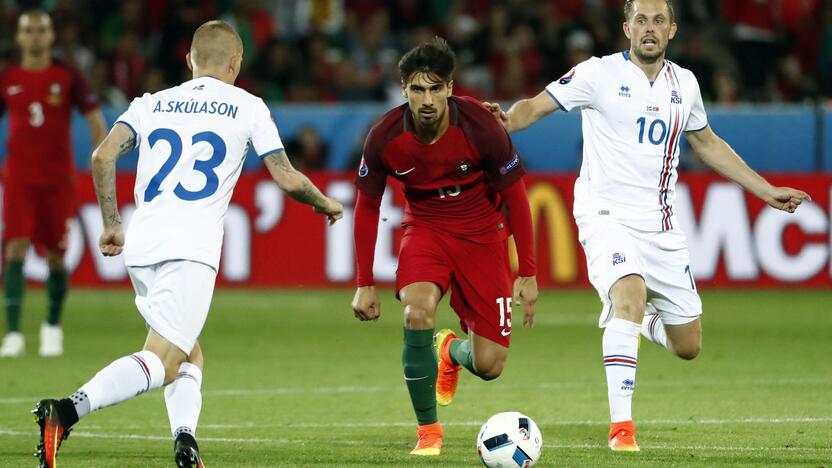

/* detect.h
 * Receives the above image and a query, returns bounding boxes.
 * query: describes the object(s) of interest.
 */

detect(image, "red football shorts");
[3,180,76,252]
[396,225,514,347]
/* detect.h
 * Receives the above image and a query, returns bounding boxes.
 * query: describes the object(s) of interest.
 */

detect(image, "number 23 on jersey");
[144,127,226,202]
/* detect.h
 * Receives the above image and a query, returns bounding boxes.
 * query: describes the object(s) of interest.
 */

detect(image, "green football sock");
[4,260,25,333]
[47,269,68,326]
[449,338,477,375]
[402,328,438,426]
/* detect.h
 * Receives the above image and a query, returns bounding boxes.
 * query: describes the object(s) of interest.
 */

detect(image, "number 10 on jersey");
[636,117,667,145]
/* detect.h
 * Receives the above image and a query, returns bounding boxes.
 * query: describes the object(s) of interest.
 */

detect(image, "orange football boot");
[33,399,71,467]
[608,420,640,452]
[434,329,460,407]
[410,421,443,456]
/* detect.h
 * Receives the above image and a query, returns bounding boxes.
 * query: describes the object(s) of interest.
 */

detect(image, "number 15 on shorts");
[496,297,512,328]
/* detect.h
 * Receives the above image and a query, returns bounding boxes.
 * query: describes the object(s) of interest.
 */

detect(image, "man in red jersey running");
[351,37,538,457]
[0,10,106,358]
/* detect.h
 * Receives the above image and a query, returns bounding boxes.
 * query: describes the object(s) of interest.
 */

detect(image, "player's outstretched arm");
[91,122,134,256]
[483,90,559,134]
[262,150,343,224]
[685,126,811,213]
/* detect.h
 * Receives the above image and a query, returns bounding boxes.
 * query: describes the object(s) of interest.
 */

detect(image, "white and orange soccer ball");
[476,412,543,467]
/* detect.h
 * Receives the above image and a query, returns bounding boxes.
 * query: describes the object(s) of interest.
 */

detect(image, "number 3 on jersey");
[29,102,44,127]
[144,128,226,202]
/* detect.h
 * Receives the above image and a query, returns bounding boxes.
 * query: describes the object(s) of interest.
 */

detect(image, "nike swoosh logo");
[404,375,429,381]
[394,168,415,176]
[500,329,511,337]
[7,86,21,95]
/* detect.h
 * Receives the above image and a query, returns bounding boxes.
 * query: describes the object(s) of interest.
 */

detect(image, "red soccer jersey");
[356,95,525,243]
[0,61,99,185]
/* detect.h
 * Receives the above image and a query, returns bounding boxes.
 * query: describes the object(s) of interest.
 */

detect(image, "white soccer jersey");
[546,51,708,232]
[116,76,284,269]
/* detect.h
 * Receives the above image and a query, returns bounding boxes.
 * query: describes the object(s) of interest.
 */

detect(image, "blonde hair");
[17,9,52,28]
[190,20,243,69]
[624,0,675,22]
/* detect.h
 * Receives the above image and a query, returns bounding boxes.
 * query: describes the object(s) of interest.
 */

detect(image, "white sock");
[79,350,165,415]
[641,313,669,349]
[603,318,641,423]
[165,362,203,438]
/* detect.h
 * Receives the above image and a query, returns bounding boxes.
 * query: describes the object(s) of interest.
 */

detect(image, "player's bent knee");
[612,298,646,322]
[403,304,435,329]
[666,319,702,360]
[46,252,65,271]
[476,366,504,381]
[473,357,506,381]
[5,240,29,260]
[675,342,701,360]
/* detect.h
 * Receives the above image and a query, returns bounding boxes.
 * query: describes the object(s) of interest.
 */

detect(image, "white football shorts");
[127,260,217,354]
[577,216,702,328]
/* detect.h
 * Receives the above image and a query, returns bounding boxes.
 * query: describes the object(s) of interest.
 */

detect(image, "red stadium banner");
[3,172,830,288]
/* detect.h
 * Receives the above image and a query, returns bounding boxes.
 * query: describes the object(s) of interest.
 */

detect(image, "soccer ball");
[476,412,543,467]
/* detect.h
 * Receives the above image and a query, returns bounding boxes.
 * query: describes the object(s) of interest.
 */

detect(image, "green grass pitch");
[0,289,829,467]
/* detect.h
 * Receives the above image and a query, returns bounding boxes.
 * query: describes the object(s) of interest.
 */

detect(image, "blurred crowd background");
[1,0,831,109]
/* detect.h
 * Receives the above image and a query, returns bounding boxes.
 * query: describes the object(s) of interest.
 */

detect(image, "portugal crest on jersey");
[47,82,62,105]
[456,159,472,176]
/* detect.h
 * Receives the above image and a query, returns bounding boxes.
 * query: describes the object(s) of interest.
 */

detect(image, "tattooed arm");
[91,123,135,256]
[262,150,344,224]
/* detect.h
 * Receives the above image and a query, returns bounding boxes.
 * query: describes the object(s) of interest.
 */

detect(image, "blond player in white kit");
[32,20,343,468]
[485,0,810,452]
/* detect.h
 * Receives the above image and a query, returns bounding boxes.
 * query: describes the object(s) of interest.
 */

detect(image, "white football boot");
[39,323,63,357]
[0,331,25,357]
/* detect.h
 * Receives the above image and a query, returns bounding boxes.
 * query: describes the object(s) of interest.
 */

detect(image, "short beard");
[415,112,440,128]
[412,107,446,136]
[634,44,664,64]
